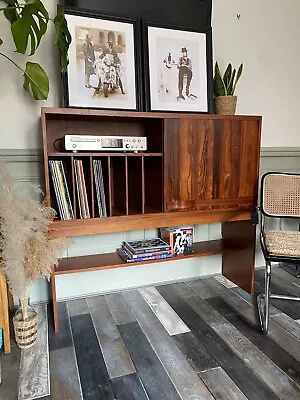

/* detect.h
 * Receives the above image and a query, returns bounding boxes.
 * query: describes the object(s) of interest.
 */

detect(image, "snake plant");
[214,62,243,97]
[0,0,71,100]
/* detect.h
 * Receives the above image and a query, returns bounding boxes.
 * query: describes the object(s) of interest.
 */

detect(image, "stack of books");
[118,238,173,263]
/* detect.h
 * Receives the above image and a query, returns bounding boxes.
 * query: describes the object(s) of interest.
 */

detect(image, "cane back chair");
[258,172,300,334]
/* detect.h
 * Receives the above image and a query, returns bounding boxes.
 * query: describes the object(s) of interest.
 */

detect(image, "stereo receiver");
[65,135,147,152]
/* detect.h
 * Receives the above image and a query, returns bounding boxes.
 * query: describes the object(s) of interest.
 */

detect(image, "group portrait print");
[64,12,138,110]
[146,25,208,112]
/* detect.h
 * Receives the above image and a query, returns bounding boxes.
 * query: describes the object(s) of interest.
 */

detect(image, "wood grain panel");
[222,220,256,293]
[49,209,251,237]
[164,119,214,211]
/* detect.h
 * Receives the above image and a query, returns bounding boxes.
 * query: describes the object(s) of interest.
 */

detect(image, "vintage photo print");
[147,26,208,112]
[65,13,137,110]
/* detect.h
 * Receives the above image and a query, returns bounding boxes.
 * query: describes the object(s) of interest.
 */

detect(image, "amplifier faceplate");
[65,135,147,152]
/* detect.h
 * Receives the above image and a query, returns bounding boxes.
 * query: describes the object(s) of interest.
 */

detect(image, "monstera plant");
[0,0,71,100]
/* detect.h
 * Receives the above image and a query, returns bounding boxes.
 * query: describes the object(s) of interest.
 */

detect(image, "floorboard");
[199,368,248,400]
[87,295,136,379]
[157,284,279,400]
[70,313,115,400]
[111,373,149,400]
[5,267,300,400]
[123,289,214,399]
[208,297,300,387]
[119,321,180,400]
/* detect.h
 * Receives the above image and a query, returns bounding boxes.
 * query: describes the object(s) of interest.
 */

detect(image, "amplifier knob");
[72,144,76,148]
[125,144,130,148]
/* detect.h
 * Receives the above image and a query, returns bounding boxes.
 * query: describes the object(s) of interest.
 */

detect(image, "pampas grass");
[0,165,69,319]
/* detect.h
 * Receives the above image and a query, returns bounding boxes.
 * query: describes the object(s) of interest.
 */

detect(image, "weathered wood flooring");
[2,266,300,399]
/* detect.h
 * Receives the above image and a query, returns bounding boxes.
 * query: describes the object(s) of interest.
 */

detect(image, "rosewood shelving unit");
[41,108,262,332]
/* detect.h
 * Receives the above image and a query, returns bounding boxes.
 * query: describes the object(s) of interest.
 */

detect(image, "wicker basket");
[214,95,237,115]
[13,308,37,349]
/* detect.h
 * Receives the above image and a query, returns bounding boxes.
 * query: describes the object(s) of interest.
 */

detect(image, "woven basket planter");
[214,95,237,115]
[13,304,37,349]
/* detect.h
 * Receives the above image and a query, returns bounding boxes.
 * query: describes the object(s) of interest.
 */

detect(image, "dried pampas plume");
[0,164,70,301]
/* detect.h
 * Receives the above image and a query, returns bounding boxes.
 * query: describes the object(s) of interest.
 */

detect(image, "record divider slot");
[89,157,95,218]
[70,156,77,219]
[142,156,145,214]
[125,156,129,216]
[108,156,112,217]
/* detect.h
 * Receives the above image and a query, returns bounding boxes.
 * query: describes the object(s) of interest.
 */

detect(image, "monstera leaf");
[23,61,49,100]
[53,7,71,71]
[11,0,49,55]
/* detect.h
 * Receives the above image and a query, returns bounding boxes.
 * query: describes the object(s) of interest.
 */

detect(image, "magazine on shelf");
[122,244,172,259]
[123,238,171,255]
[117,247,173,263]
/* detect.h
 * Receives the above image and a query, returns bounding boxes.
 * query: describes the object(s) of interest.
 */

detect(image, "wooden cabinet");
[164,118,260,213]
[41,108,261,332]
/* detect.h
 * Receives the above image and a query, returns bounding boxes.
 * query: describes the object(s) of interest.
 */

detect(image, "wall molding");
[260,147,300,157]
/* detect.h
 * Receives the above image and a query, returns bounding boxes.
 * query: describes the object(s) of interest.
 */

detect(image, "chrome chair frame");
[258,172,300,334]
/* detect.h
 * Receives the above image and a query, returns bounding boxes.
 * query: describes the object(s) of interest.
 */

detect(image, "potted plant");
[0,0,71,100]
[0,166,69,349]
[213,61,243,115]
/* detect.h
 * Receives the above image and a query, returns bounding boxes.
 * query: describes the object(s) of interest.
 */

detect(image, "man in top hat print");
[177,47,193,100]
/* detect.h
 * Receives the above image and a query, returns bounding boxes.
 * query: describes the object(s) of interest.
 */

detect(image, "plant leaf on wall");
[10,0,49,55]
[23,61,49,100]
[53,7,71,71]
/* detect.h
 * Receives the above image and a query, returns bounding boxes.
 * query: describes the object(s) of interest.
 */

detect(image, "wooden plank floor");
[2,266,300,399]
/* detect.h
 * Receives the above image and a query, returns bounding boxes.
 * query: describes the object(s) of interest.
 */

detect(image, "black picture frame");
[143,21,213,113]
[62,8,143,111]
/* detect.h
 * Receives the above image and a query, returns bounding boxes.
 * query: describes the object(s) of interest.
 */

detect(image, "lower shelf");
[54,239,244,276]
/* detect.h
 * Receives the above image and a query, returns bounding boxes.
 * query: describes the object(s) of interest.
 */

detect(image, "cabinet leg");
[222,219,256,294]
[51,273,59,333]
[0,272,11,354]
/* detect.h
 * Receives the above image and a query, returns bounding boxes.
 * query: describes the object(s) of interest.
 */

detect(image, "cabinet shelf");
[54,239,242,276]
[48,209,251,238]
[48,152,163,157]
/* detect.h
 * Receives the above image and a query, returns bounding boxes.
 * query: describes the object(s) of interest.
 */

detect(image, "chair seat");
[264,230,300,257]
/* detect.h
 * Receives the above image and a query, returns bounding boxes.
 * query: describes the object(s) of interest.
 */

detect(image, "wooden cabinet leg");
[222,220,256,294]
[51,273,59,333]
[0,272,11,354]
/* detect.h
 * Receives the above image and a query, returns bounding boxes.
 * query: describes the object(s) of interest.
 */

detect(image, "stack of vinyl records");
[117,238,173,263]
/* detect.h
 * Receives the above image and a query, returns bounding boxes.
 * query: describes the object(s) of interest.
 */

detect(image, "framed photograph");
[144,23,212,113]
[64,11,141,110]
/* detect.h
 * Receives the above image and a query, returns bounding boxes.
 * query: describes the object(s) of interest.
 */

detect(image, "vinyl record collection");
[49,159,107,220]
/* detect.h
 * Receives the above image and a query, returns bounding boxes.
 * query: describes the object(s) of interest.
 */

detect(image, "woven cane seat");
[264,230,300,257]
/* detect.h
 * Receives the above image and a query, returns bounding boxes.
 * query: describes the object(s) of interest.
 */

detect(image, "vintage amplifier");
[65,135,147,152]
